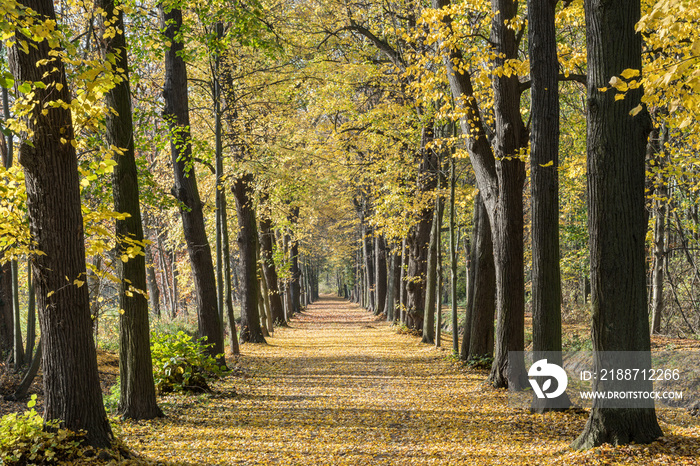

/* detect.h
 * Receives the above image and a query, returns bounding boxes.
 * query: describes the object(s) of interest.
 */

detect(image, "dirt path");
[120,296,700,465]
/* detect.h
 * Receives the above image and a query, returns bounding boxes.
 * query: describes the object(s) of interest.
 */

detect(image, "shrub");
[0,395,85,464]
[467,354,494,369]
[103,377,121,414]
[150,331,227,394]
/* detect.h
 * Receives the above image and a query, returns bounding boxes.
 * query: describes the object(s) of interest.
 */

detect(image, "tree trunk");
[160,4,225,361]
[257,241,273,335]
[289,208,302,314]
[528,0,570,413]
[422,192,441,344]
[98,0,162,420]
[385,251,395,321]
[572,0,663,448]
[11,261,24,367]
[486,0,527,390]
[9,0,113,444]
[145,243,161,318]
[7,339,41,402]
[650,196,666,335]
[393,248,402,321]
[214,24,225,329]
[361,220,375,313]
[449,156,459,354]
[232,174,266,344]
[649,124,668,335]
[374,235,387,315]
[399,239,408,324]
[461,193,496,361]
[260,218,286,326]
[221,190,239,355]
[24,260,36,367]
[0,263,13,356]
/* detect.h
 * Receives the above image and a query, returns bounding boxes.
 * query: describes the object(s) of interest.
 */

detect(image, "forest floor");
[110,296,700,465]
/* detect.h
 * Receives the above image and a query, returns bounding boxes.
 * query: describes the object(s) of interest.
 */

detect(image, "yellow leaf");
[620,68,640,80]
[539,160,554,167]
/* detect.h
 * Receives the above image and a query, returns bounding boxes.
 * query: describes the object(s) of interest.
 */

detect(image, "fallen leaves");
[114,297,699,465]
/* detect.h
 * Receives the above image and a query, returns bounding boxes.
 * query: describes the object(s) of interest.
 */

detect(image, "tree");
[8,0,113,446]
[232,174,266,343]
[97,0,162,420]
[160,2,225,363]
[432,0,527,388]
[259,214,286,326]
[528,0,570,412]
[460,193,495,361]
[572,0,663,448]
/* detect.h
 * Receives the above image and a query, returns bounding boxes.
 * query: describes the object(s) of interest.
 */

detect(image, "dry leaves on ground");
[111,296,700,465]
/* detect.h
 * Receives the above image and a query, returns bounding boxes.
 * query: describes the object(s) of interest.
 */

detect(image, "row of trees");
[0,0,698,453]
[333,0,697,448]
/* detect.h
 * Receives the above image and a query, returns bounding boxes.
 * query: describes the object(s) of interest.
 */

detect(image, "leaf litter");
[116,297,700,465]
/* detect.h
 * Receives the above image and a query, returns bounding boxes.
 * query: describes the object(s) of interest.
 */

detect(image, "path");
[120,297,700,465]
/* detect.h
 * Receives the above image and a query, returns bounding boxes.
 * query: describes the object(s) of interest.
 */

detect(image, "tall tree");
[528,0,569,412]
[572,0,663,448]
[98,0,162,419]
[160,2,225,362]
[433,0,526,388]
[232,174,266,343]
[8,0,113,446]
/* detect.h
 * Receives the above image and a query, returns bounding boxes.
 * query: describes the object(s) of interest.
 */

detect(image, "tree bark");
[449,156,459,354]
[145,243,161,318]
[221,189,239,355]
[24,260,36,359]
[259,217,286,325]
[385,251,395,321]
[374,235,387,315]
[0,263,13,356]
[649,124,668,335]
[99,0,162,420]
[392,248,401,321]
[461,193,496,361]
[572,0,663,448]
[160,3,225,361]
[422,192,442,344]
[528,0,570,412]
[289,208,302,314]
[232,174,266,343]
[399,239,408,324]
[9,0,113,445]
[361,219,375,313]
